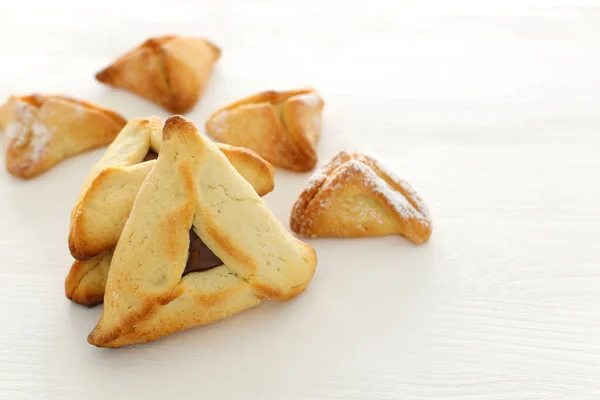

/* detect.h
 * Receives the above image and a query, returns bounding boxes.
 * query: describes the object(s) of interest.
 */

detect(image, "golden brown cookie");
[95,35,221,113]
[66,116,276,307]
[86,116,317,348]
[290,151,432,244]
[205,88,324,172]
[65,252,112,307]
[0,94,126,179]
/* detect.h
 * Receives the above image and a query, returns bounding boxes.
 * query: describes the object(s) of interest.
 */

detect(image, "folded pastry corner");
[86,115,316,347]
[0,94,126,179]
[206,88,324,172]
[290,151,432,244]
[65,252,113,307]
[68,116,163,261]
[95,35,221,114]
[66,116,277,307]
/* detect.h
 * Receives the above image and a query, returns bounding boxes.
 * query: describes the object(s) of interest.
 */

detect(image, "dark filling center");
[142,150,223,276]
[143,150,159,162]
[183,230,223,276]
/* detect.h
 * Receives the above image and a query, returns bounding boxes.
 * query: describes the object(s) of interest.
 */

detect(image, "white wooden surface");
[1,1,600,399]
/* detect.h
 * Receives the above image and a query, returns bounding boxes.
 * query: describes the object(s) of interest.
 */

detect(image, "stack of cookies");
[0,35,432,348]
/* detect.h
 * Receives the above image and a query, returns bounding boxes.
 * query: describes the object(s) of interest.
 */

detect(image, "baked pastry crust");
[96,35,221,114]
[87,116,317,347]
[290,151,432,244]
[0,94,126,179]
[66,116,276,307]
[65,252,112,307]
[205,88,324,172]
[68,116,275,261]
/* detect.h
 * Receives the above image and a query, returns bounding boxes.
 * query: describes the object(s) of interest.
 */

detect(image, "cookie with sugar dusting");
[0,94,126,179]
[96,35,221,114]
[205,88,324,172]
[290,151,432,244]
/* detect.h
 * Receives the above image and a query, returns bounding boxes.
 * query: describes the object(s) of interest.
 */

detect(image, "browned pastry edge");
[290,151,432,244]
[205,88,324,172]
[95,35,221,114]
[0,93,126,179]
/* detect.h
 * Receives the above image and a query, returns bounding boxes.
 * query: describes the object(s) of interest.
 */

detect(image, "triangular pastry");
[68,116,274,261]
[290,151,432,244]
[87,116,317,347]
[0,94,126,179]
[95,35,221,114]
[205,88,324,172]
[66,251,113,307]
[66,117,276,307]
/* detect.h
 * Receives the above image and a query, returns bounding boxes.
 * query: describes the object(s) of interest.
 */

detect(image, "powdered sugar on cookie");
[359,153,431,221]
[0,94,126,179]
[290,150,432,244]
[1,102,34,149]
[29,122,52,162]
[2,123,24,146]
[2,101,52,162]
[298,151,350,197]
[293,92,322,109]
[343,160,417,219]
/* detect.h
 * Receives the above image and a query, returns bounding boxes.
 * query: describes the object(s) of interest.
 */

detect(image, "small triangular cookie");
[96,35,221,114]
[290,151,432,244]
[87,116,317,347]
[0,94,126,179]
[205,88,324,172]
[68,116,275,261]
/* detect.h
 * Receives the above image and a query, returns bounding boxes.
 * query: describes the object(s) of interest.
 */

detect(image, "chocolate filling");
[183,229,223,276]
[141,150,223,276]
[143,150,159,162]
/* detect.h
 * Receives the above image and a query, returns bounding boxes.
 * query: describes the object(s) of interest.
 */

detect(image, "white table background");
[1,1,600,399]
